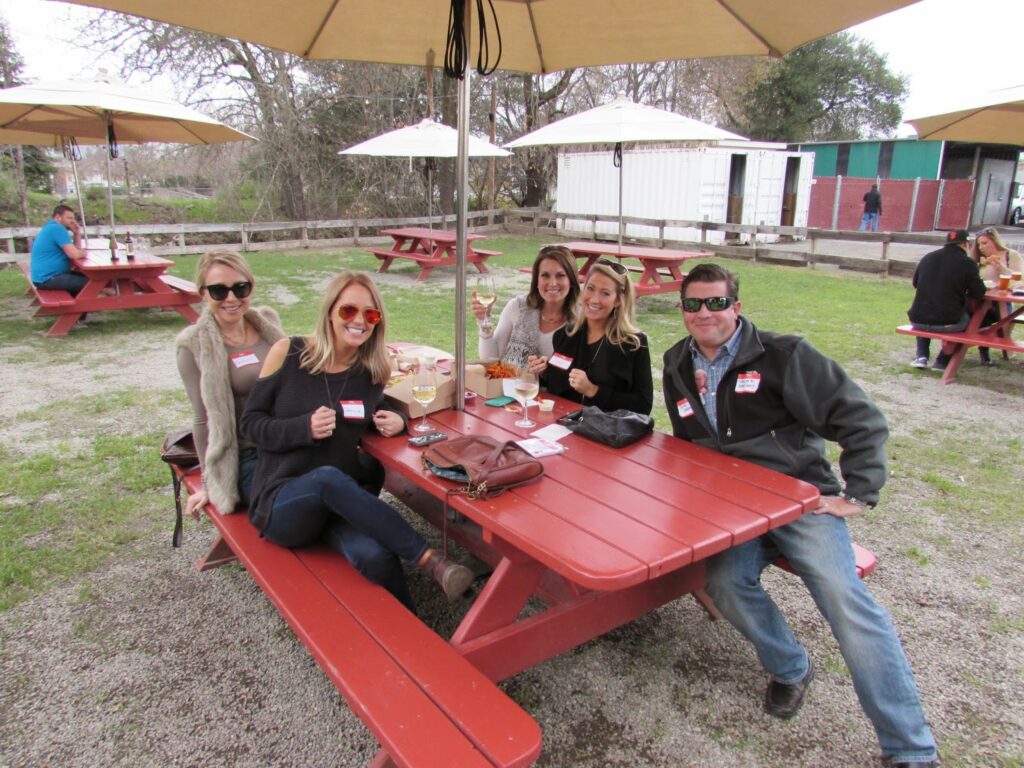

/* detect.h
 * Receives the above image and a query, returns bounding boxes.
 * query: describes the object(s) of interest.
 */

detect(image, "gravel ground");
[1,266,1022,767]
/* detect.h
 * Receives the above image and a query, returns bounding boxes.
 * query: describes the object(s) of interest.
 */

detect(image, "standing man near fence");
[860,184,883,232]
[663,263,937,768]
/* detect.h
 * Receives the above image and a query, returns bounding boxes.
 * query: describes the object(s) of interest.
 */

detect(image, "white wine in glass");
[476,276,497,313]
[412,369,437,432]
[514,371,539,428]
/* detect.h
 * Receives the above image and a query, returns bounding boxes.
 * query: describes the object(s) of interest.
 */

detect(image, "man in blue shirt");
[31,204,87,295]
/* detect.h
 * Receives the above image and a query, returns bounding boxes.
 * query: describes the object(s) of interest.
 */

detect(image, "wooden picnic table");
[371,227,497,281]
[22,249,200,337]
[897,288,1024,383]
[362,393,819,683]
[560,241,711,297]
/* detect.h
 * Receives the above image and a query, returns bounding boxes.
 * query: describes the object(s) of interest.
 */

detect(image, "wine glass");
[476,275,498,316]
[411,365,437,432]
[514,370,539,428]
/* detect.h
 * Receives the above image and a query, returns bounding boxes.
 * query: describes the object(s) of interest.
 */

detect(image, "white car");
[1009,183,1024,226]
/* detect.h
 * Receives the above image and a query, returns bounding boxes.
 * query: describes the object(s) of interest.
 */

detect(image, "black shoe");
[764,658,814,719]
[931,354,950,371]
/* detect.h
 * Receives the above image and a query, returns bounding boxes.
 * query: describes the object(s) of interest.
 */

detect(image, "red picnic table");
[370,227,498,281]
[560,241,710,297]
[22,249,200,337]
[897,288,1024,383]
[362,393,819,683]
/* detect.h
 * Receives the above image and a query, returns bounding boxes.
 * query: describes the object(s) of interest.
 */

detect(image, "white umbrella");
[506,95,747,244]
[0,72,255,249]
[340,117,509,226]
[907,86,1024,144]
[61,0,922,408]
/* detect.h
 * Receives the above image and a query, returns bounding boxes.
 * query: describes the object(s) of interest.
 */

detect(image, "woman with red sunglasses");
[241,272,473,609]
[176,250,285,519]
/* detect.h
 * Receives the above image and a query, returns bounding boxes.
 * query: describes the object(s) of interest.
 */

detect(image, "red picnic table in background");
[560,241,711,297]
[20,248,200,337]
[897,287,1024,383]
[363,392,819,683]
[368,227,499,281]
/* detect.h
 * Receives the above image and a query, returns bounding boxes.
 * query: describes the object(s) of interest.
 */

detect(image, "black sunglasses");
[680,296,737,313]
[595,257,628,276]
[202,281,253,301]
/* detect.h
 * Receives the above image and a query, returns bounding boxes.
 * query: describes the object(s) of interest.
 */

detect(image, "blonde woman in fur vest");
[176,251,285,518]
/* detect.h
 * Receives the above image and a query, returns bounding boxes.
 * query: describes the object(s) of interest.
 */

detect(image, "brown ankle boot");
[421,550,474,602]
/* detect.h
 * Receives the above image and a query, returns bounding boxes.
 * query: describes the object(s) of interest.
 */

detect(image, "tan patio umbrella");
[61,0,922,404]
[907,86,1024,144]
[339,117,510,227]
[0,72,255,251]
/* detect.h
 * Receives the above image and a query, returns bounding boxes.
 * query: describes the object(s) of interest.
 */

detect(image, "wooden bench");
[368,247,496,281]
[896,323,1023,354]
[177,467,541,768]
[159,273,199,293]
[16,260,76,308]
[695,543,877,621]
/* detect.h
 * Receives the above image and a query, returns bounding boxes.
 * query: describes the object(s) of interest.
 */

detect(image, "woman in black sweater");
[533,259,653,415]
[241,271,473,606]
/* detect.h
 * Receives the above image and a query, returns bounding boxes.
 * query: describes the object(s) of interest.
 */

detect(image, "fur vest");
[175,305,285,512]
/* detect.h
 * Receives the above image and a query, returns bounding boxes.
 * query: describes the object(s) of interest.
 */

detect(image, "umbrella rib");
[304,0,343,58]
[715,0,782,57]
[524,1,547,74]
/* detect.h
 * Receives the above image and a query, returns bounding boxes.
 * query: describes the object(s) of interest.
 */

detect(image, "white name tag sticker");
[735,371,762,394]
[548,353,573,370]
[676,398,695,418]
[340,400,365,419]
[230,350,261,368]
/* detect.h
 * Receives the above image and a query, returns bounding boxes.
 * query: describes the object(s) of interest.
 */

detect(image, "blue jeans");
[34,271,88,296]
[911,314,969,359]
[859,212,879,232]
[263,466,426,609]
[237,448,258,508]
[706,513,937,763]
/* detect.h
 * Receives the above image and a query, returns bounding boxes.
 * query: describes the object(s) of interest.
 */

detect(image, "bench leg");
[692,588,724,621]
[369,750,399,768]
[45,313,81,337]
[196,535,238,571]
[415,266,435,281]
[376,256,394,273]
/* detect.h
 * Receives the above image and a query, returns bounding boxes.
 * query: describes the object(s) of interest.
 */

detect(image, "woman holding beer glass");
[241,271,474,607]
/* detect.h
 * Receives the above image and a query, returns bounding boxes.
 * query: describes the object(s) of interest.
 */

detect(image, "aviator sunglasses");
[202,281,252,301]
[595,257,628,275]
[680,296,737,313]
[337,303,382,326]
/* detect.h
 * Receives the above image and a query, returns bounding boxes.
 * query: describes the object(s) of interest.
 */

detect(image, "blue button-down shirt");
[690,322,744,435]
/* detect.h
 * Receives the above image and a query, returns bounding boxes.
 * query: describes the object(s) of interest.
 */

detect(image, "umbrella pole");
[104,131,117,254]
[427,161,433,230]
[618,144,624,247]
[454,61,470,412]
[70,155,89,242]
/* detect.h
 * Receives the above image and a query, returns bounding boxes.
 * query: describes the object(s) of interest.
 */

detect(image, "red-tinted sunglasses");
[337,303,382,325]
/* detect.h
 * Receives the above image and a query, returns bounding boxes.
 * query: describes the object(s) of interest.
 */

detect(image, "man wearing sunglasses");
[662,264,937,768]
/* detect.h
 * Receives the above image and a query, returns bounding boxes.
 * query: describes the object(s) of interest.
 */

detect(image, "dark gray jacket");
[662,318,888,505]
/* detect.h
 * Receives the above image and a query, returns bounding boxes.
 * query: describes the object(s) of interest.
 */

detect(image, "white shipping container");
[555,146,813,244]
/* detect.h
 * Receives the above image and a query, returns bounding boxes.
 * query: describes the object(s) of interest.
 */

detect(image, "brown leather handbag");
[422,435,543,499]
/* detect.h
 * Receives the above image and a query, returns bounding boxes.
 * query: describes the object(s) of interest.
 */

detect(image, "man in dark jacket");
[663,263,937,768]
[860,184,883,231]
[908,228,987,369]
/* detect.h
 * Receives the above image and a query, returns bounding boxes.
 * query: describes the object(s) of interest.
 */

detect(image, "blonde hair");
[301,271,391,384]
[970,227,1011,263]
[565,262,642,350]
[194,250,255,288]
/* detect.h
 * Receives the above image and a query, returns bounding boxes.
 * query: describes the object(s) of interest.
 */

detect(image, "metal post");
[908,177,920,232]
[933,179,945,231]
[831,175,843,231]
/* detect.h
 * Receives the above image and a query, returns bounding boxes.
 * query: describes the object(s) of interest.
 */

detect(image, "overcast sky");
[0,0,1020,132]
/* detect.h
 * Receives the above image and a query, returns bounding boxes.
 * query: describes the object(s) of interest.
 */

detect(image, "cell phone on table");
[557,409,583,426]
[408,432,448,447]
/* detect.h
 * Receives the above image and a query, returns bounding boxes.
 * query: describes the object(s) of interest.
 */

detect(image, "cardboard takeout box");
[464,359,515,398]
[384,369,455,419]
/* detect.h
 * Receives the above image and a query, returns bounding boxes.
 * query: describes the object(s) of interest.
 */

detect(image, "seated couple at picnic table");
[472,244,653,414]
[176,252,474,611]
[29,204,88,296]
[908,227,1022,370]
